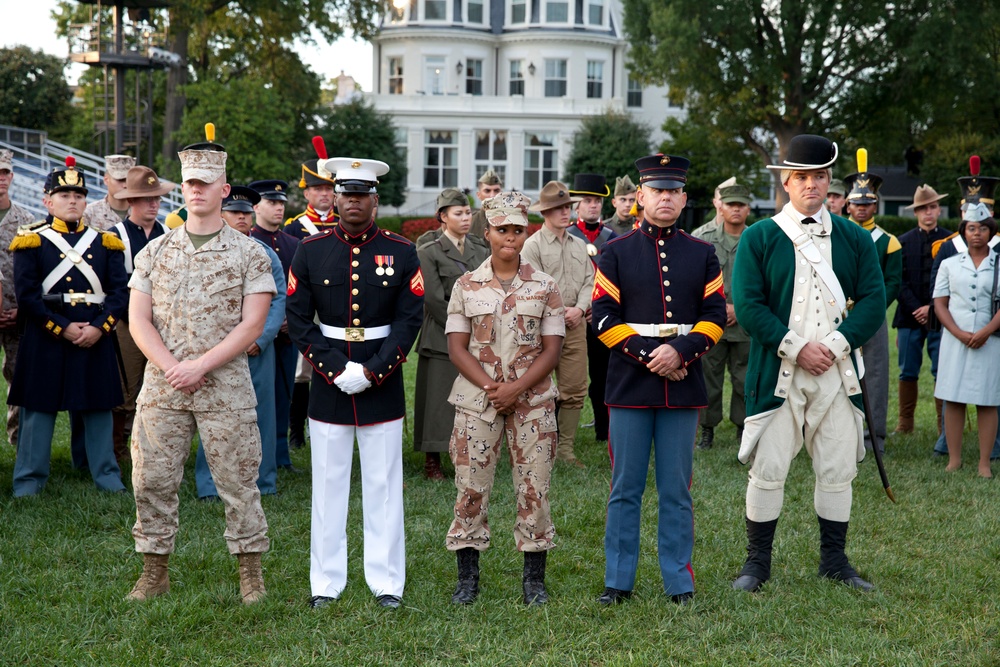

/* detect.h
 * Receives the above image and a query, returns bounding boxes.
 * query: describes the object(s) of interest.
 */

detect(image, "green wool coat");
[732,213,886,416]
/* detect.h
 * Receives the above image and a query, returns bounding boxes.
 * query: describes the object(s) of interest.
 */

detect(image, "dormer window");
[425,0,447,20]
[467,0,484,23]
[545,0,569,22]
[510,0,527,24]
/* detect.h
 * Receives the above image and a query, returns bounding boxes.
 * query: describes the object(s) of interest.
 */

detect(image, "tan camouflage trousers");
[131,406,269,555]
[446,404,557,552]
[0,329,20,447]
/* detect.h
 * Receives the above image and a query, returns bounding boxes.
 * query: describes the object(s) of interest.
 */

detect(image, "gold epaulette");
[102,231,126,251]
[9,232,41,251]
[283,213,304,227]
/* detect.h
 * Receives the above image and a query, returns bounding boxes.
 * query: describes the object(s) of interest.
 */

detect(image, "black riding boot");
[522,551,548,605]
[451,548,480,604]
[732,517,778,592]
[817,516,873,591]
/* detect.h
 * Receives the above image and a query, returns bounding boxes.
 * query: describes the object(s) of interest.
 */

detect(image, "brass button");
[353,247,360,255]
[324,279,330,285]
[309,353,313,358]
[352,273,359,281]
[352,288,359,296]
[379,374,384,378]
[665,296,672,302]
[86,289,92,294]
[66,276,72,282]
[87,254,93,259]
[59,253,65,258]
[353,318,360,325]
[318,363,323,368]
[660,252,666,258]
[352,303,360,311]
[666,311,672,317]
[383,281,388,286]
[328,371,333,377]
[68,289,75,294]
[352,260,359,267]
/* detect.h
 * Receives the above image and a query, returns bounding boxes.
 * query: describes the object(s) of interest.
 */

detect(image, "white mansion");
[365,0,683,214]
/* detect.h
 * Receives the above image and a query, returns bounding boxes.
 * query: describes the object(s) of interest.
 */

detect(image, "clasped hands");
[334,361,373,395]
[647,343,687,382]
[483,381,520,415]
[62,322,102,348]
[955,328,992,350]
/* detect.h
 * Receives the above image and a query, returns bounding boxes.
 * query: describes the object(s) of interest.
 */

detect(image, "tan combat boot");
[238,552,266,604]
[127,553,170,601]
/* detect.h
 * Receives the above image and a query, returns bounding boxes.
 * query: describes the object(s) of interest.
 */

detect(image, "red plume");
[65,156,76,168]
[970,155,980,176]
[312,136,328,160]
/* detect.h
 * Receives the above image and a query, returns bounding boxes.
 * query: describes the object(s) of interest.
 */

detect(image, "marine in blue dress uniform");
[592,154,727,604]
[286,157,423,609]
[249,179,301,469]
[10,158,128,497]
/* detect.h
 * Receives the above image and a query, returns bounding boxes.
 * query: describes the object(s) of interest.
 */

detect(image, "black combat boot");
[451,548,480,605]
[288,382,309,449]
[817,516,873,591]
[732,517,778,592]
[522,551,548,605]
[697,426,714,450]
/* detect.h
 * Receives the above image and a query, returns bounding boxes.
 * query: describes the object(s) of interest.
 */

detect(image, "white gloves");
[334,361,373,395]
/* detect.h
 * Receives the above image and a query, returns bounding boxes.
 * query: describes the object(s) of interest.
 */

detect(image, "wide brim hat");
[222,185,261,212]
[766,135,838,171]
[635,154,690,190]
[113,165,175,199]
[529,181,581,212]
[903,184,948,210]
[484,191,531,226]
[570,173,610,198]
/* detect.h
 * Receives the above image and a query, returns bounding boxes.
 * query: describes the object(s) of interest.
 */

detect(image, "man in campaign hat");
[469,168,504,240]
[592,153,727,605]
[893,184,951,435]
[193,185,287,500]
[127,126,276,605]
[84,154,136,231]
[843,149,902,455]
[692,183,753,450]
[9,157,128,497]
[606,175,637,236]
[107,166,173,462]
[248,179,301,471]
[522,181,591,466]
[286,156,423,610]
[731,134,885,594]
[0,149,37,447]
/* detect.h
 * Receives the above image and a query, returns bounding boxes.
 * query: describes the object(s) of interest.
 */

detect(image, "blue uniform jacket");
[286,221,424,425]
[252,239,286,353]
[592,221,727,408]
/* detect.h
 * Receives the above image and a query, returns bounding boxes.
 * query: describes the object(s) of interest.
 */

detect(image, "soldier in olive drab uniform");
[692,184,753,450]
[286,157,423,610]
[446,192,564,607]
[127,134,275,605]
[468,169,503,241]
[843,149,901,455]
[83,155,135,231]
[522,180,591,466]
[0,149,36,447]
[10,158,128,497]
[593,154,727,606]
[605,175,637,237]
[826,178,847,217]
[414,188,489,480]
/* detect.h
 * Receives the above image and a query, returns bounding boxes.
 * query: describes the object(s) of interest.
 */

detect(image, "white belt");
[626,322,694,338]
[62,293,106,305]
[319,323,391,342]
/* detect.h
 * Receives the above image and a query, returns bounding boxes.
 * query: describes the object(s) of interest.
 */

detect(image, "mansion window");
[425,0,447,20]
[423,56,446,95]
[627,76,642,108]
[475,130,507,183]
[466,59,484,96]
[587,61,603,99]
[544,59,567,97]
[509,60,524,95]
[511,0,527,23]
[588,0,603,24]
[545,0,569,22]
[424,131,458,188]
[524,132,558,191]
[467,0,484,23]
[388,57,404,95]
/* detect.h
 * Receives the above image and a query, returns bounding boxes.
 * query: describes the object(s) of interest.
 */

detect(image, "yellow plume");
[857,148,868,173]
[205,123,215,142]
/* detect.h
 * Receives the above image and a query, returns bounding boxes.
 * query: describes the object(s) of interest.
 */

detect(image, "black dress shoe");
[697,426,714,450]
[376,594,402,609]
[280,464,305,474]
[732,574,765,592]
[823,573,874,592]
[670,591,694,605]
[597,587,632,606]
[309,595,335,608]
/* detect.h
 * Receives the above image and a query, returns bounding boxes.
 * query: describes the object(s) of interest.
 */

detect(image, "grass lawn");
[2,304,1000,665]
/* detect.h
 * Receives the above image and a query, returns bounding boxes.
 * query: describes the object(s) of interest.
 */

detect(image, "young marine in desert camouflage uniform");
[445,191,565,607]
[83,155,135,231]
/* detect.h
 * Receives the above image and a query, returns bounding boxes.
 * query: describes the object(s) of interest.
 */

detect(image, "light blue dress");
[933,251,1000,405]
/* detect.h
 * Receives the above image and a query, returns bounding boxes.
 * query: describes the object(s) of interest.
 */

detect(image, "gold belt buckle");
[344,327,365,342]
[658,323,678,338]
[67,294,87,305]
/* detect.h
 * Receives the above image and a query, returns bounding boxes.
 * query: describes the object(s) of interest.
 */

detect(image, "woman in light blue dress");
[933,214,1000,477]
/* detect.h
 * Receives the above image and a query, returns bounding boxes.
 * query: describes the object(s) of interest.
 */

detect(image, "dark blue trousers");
[274,338,297,467]
[604,406,698,595]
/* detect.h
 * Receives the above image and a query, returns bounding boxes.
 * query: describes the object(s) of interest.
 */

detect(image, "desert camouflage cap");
[483,191,530,226]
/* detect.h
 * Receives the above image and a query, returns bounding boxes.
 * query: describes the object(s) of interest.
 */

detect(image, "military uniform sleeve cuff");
[819,330,852,360]
[777,330,809,364]
[91,312,118,335]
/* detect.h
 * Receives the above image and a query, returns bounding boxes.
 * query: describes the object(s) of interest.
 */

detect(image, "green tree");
[312,100,408,208]
[563,110,652,219]
[0,46,73,138]
[622,0,955,204]
[164,79,298,185]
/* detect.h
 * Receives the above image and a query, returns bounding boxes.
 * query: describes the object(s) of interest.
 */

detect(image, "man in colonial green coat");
[731,135,885,593]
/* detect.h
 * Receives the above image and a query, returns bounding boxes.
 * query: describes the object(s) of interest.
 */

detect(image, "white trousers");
[309,418,406,598]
